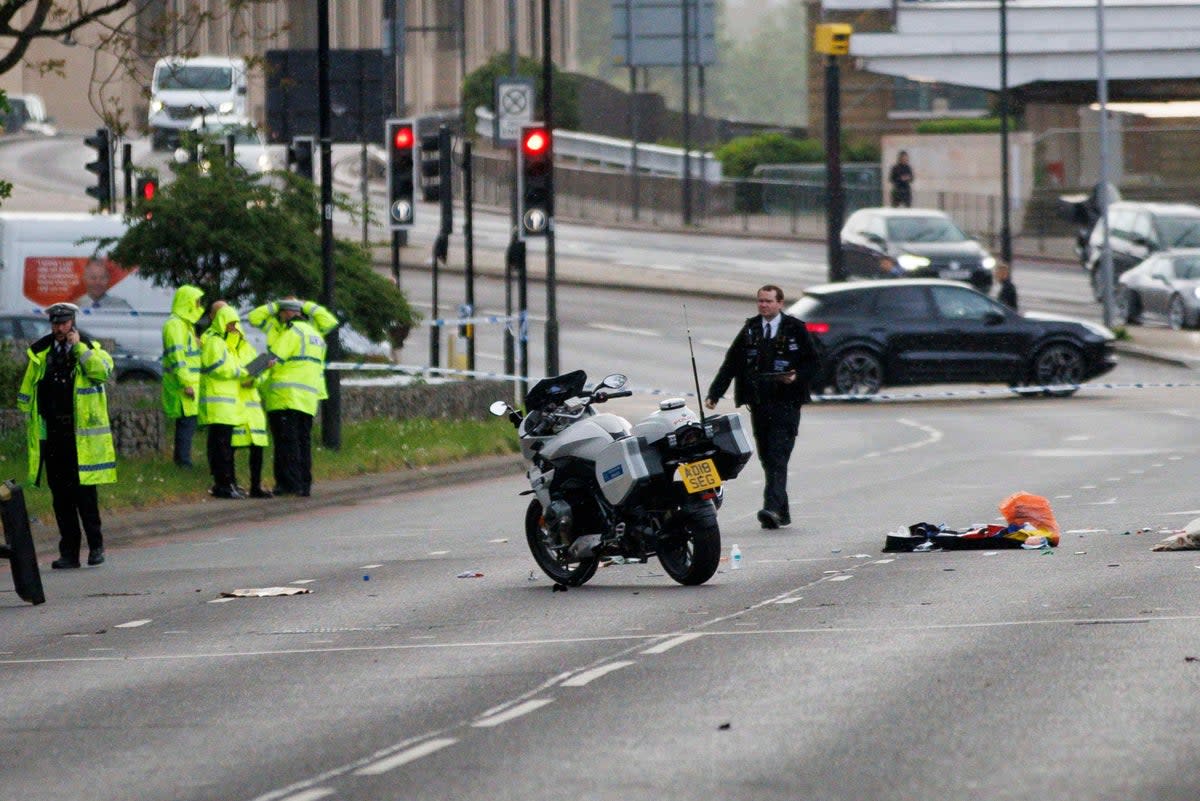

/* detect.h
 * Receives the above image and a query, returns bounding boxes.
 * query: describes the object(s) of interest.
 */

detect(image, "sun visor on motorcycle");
[524,369,588,409]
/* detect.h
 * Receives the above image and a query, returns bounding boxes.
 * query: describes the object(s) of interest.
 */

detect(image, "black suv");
[788,280,1117,397]
[1085,201,1200,299]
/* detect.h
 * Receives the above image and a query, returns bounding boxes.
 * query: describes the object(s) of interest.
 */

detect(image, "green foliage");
[714,133,824,178]
[845,140,882,163]
[0,341,24,407]
[915,117,1016,134]
[0,90,12,204]
[706,0,809,127]
[461,52,580,137]
[104,143,416,343]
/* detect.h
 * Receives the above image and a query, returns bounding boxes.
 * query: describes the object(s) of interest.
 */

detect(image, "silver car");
[1116,249,1200,330]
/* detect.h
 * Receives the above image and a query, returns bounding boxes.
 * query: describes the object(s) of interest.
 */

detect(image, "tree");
[461,52,580,137]
[0,1,280,133]
[0,90,14,204]
[104,141,417,345]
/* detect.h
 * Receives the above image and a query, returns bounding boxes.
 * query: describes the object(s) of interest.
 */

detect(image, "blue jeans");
[174,414,197,467]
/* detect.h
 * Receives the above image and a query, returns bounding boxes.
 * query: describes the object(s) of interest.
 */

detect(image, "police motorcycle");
[490,370,752,587]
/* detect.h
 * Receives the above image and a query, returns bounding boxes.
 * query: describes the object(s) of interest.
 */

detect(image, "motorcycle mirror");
[600,373,627,390]
[488,401,510,417]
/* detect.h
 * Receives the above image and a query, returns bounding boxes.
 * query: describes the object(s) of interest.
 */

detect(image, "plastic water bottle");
[730,544,742,570]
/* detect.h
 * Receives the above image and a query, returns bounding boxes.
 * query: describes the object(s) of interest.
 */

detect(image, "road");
[4,134,1200,801]
[3,386,1200,800]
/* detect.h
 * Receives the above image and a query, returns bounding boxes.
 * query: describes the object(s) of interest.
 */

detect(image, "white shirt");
[761,315,780,339]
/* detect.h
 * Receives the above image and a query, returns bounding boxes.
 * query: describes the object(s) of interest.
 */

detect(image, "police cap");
[46,303,79,323]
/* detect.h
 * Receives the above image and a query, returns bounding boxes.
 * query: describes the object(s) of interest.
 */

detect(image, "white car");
[181,114,275,175]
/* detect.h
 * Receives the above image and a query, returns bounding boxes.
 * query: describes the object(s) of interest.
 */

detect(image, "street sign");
[494,77,535,149]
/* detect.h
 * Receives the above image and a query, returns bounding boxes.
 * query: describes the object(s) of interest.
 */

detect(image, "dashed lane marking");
[471,698,554,728]
[561,661,636,687]
[114,619,151,628]
[642,633,705,653]
[353,738,458,776]
[274,790,334,801]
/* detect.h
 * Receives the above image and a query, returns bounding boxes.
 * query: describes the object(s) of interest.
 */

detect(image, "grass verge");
[0,417,519,521]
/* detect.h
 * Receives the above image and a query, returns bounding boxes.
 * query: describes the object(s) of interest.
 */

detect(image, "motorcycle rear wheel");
[525,498,599,587]
[657,501,722,586]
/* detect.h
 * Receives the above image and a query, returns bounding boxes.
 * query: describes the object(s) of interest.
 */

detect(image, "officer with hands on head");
[247,297,339,497]
[18,302,117,568]
[223,309,276,498]
[705,285,820,530]
[161,284,204,468]
[200,301,249,499]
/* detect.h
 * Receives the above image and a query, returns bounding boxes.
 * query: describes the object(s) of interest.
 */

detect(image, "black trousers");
[42,434,103,562]
[173,414,197,467]
[234,444,266,490]
[206,423,236,489]
[749,400,801,519]
[268,409,313,495]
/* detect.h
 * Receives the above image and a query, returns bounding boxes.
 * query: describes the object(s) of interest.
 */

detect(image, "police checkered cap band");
[46,302,79,322]
[277,299,304,312]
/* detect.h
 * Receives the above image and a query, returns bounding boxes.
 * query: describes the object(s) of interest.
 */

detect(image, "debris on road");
[1151,517,1200,551]
[883,493,1062,552]
[456,570,485,578]
[220,587,312,598]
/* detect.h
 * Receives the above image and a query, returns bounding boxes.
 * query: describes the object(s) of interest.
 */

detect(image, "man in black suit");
[705,285,821,529]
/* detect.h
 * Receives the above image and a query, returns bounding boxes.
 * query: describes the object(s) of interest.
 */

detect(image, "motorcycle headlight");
[896,253,931,271]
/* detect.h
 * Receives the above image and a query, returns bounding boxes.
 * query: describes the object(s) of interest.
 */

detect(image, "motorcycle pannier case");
[707,413,753,480]
[595,436,661,506]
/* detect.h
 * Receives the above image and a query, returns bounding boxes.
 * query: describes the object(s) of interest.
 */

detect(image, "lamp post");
[1096,0,1115,328]
[999,0,1013,268]
[815,23,852,283]
[318,0,340,450]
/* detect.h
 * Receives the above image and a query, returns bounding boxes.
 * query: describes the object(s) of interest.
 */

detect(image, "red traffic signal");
[521,127,550,156]
[138,177,158,202]
[393,124,415,151]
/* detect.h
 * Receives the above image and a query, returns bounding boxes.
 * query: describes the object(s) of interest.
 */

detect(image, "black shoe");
[778,515,792,527]
[52,557,81,569]
[87,548,106,566]
[211,485,245,500]
[297,489,311,497]
[757,509,782,530]
[249,487,274,499]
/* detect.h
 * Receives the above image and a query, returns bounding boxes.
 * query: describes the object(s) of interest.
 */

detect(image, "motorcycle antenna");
[683,304,707,425]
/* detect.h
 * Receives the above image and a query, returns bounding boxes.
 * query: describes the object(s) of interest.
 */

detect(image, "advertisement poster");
[23,256,137,312]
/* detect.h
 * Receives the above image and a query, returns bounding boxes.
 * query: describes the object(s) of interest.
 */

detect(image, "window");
[885,215,968,243]
[889,78,990,119]
[1155,215,1200,249]
[930,286,998,321]
[873,286,932,320]
[1132,213,1155,246]
[1174,256,1200,280]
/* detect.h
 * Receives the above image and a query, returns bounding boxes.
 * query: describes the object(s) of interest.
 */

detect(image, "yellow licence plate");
[679,459,721,493]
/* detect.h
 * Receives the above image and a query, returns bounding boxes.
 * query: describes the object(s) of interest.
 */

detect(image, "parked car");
[1085,201,1200,300]
[0,313,162,383]
[839,207,995,292]
[788,279,1117,397]
[1115,249,1200,330]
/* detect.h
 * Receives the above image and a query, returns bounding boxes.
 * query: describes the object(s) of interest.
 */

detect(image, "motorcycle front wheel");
[657,501,722,586]
[525,498,599,587]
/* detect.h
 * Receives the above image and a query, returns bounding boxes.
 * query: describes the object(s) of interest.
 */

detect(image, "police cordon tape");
[324,361,1200,403]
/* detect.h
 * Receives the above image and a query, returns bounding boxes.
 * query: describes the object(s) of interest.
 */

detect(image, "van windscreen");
[156,66,232,91]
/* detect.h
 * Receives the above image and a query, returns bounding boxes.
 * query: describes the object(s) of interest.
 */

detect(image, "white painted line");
[642,632,705,653]
[1087,497,1118,505]
[561,661,636,687]
[772,597,805,605]
[88,648,115,652]
[429,550,450,556]
[354,738,458,776]
[208,597,236,604]
[1158,510,1200,517]
[291,579,316,585]
[588,322,660,337]
[471,698,553,728]
[361,563,383,569]
[275,790,335,801]
[488,538,509,544]
[828,575,853,582]
[872,558,895,565]
[115,619,151,629]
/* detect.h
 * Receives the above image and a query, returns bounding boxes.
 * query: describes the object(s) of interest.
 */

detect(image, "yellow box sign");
[814,23,852,55]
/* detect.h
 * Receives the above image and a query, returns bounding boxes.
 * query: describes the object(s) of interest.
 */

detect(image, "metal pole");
[122,142,132,215]
[318,0,340,450]
[464,140,475,372]
[825,54,845,282]
[681,0,692,226]
[626,0,640,221]
[1000,0,1013,267]
[1097,0,1114,328]
[542,0,559,376]
[504,0,518,378]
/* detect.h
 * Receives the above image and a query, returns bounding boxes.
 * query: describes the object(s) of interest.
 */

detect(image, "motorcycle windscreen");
[1,481,46,606]
[524,370,587,411]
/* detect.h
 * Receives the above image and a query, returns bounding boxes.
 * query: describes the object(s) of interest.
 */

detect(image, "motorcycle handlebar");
[591,389,634,403]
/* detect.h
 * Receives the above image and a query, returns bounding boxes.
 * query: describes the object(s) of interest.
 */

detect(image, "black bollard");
[0,480,45,605]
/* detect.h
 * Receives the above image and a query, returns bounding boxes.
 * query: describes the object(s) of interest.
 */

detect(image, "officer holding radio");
[705,285,820,530]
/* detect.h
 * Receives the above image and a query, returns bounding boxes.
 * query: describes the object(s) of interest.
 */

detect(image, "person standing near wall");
[161,284,204,468]
[199,301,248,500]
[18,302,117,568]
[889,150,914,208]
[224,311,275,498]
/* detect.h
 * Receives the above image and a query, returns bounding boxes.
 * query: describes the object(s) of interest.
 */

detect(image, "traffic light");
[134,175,158,219]
[84,128,113,210]
[419,131,441,202]
[289,136,315,181]
[518,124,553,238]
[386,118,416,230]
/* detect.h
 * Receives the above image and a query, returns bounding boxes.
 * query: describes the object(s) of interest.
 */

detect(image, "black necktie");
[763,321,772,340]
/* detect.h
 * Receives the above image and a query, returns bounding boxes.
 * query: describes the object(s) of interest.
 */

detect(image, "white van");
[0,212,174,362]
[148,56,248,150]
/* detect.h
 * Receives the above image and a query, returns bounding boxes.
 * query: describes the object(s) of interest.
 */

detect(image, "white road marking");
[429,550,449,555]
[88,648,115,652]
[642,632,705,654]
[1158,510,1200,517]
[208,597,236,604]
[115,619,151,628]
[828,575,853,582]
[561,660,636,686]
[1088,498,1118,505]
[839,418,942,464]
[471,698,554,728]
[488,538,509,543]
[291,579,316,584]
[588,322,660,337]
[274,790,334,801]
[353,738,458,775]
[772,597,805,605]
[872,559,895,565]
[360,563,383,569]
